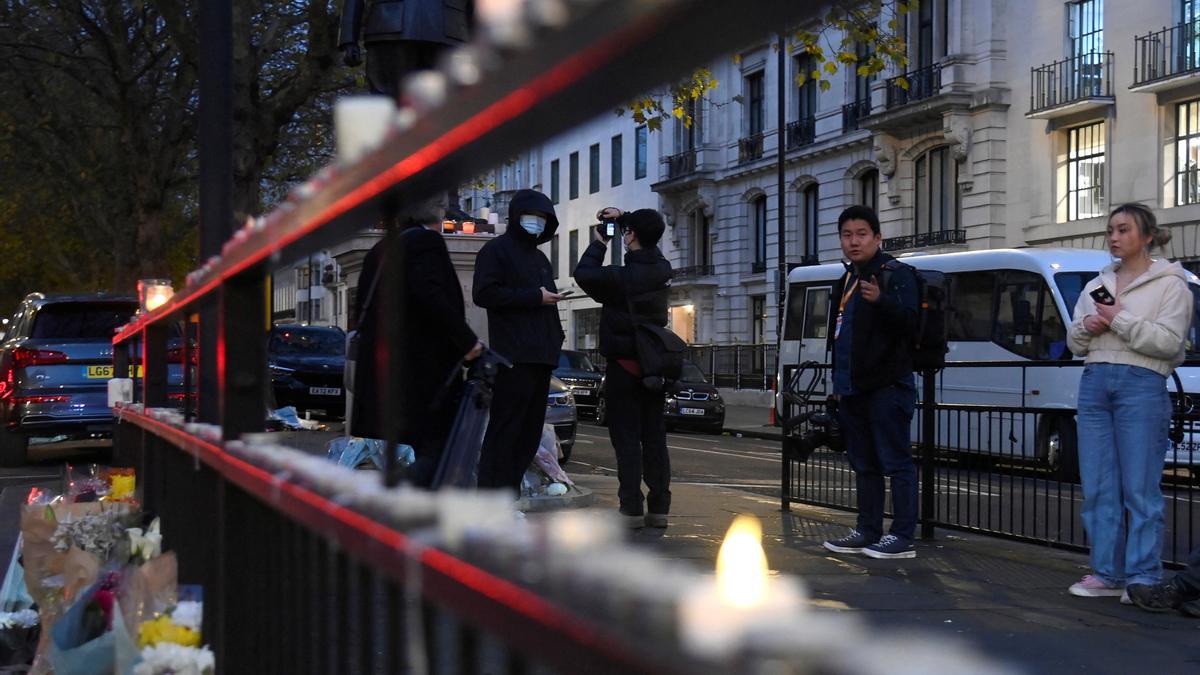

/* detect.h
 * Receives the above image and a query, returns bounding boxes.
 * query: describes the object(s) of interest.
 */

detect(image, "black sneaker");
[863,534,916,559]
[823,529,876,554]
[1127,578,1189,613]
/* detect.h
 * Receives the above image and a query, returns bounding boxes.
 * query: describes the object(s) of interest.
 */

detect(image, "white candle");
[677,515,807,660]
[334,96,397,166]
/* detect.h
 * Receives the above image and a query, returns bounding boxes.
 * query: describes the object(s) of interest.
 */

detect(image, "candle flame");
[715,515,769,607]
[144,287,173,312]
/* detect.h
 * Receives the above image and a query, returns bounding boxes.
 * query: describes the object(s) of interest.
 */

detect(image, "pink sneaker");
[1069,574,1125,598]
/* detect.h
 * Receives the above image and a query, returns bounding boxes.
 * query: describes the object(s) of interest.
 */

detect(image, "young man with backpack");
[822,205,922,559]
[574,207,674,529]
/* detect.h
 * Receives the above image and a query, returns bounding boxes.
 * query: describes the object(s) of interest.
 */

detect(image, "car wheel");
[0,426,28,468]
[595,396,608,426]
[1037,415,1079,483]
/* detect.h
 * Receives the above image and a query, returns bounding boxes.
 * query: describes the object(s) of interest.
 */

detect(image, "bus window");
[1054,271,1099,320]
[783,283,807,340]
[996,271,1067,360]
[802,287,831,339]
[947,271,994,341]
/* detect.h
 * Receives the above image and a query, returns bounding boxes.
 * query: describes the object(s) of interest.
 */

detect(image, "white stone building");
[653,0,1200,349]
[460,111,669,351]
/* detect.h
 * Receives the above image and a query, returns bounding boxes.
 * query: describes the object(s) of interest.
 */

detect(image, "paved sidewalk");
[543,473,1200,674]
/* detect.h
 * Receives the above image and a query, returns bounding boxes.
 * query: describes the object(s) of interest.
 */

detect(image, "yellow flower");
[138,615,201,648]
[110,474,136,500]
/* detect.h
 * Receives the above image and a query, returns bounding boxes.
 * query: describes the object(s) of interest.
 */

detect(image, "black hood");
[505,189,559,245]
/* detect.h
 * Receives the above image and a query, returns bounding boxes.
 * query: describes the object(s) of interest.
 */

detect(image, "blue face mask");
[519,214,547,236]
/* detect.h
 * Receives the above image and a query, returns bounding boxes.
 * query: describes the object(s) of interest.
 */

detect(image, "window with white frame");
[914,147,959,232]
[1177,99,1200,206]
[1066,122,1105,220]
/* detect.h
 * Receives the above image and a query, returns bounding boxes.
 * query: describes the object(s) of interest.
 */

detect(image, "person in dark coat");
[472,189,565,492]
[574,207,673,528]
[338,0,472,97]
[350,195,482,487]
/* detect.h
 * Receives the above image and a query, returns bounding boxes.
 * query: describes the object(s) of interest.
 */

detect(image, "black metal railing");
[885,62,943,108]
[104,1,822,670]
[738,133,764,163]
[673,264,715,279]
[582,344,779,391]
[1029,51,1114,114]
[662,148,698,179]
[1134,21,1200,87]
[842,98,871,131]
[785,117,816,149]
[881,229,966,251]
[780,361,1199,567]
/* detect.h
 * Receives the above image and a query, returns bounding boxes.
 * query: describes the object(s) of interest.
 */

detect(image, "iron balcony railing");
[1134,20,1200,87]
[885,62,943,108]
[842,98,871,131]
[1029,51,1115,114]
[737,133,764,163]
[881,228,966,251]
[662,148,697,179]
[673,264,715,279]
[785,116,816,149]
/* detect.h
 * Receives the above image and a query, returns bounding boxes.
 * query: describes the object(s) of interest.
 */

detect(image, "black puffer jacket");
[472,190,564,366]
[574,239,672,359]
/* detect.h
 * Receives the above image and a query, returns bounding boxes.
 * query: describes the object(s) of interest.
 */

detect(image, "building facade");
[460,111,669,351]
[655,0,1200,348]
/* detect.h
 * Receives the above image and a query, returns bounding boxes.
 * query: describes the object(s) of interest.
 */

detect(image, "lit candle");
[677,515,807,660]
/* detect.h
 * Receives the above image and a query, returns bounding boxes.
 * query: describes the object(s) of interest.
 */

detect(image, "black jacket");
[350,227,478,440]
[827,250,919,393]
[472,190,564,366]
[574,239,672,359]
[339,0,470,46]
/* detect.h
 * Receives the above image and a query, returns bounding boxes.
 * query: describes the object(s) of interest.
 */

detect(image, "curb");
[516,484,595,512]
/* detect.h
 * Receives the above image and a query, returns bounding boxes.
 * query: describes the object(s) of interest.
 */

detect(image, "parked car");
[553,349,602,419]
[267,325,347,418]
[0,293,146,466]
[594,360,725,435]
[545,376,577,464]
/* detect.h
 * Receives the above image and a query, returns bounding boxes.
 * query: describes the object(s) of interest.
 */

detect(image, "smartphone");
[559,290,575,297]
[604,221,617,238]
[1089,286,1116,306]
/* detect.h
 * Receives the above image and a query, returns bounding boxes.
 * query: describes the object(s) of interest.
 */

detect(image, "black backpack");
[878,260,948,372]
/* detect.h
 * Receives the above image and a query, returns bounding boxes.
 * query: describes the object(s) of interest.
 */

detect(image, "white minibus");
[777,248,1200,477]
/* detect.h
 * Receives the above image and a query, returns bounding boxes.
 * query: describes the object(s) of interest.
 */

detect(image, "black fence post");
[919,369,936,540]
[144,322,168,407]
[220,268,267,440]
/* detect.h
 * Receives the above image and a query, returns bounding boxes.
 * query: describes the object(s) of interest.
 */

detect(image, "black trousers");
[404,378,463,488]
[605,362,671,515]
[477,363,553,492]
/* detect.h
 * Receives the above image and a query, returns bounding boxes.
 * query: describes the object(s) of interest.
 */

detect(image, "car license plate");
[309,387,341,396]
[86,365,143,378]
[681,407,705,416]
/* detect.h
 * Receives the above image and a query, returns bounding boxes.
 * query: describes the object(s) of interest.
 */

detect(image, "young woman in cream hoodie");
[1067,203,1193,600]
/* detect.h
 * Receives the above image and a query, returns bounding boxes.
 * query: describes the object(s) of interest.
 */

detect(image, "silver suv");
[0,293,140,466]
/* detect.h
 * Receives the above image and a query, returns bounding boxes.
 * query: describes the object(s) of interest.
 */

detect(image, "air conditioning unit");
[321,261,340,286]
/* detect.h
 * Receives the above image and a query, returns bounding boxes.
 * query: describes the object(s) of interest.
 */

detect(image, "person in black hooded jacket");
[472,189,566,491]
[574,207,673,529]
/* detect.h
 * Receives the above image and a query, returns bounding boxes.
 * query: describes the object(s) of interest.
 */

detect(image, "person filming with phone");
[1066,203,1193,601]
[574,207,674,529]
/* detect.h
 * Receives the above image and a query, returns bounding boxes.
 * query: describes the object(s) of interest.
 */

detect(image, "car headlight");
[710,391,721,401]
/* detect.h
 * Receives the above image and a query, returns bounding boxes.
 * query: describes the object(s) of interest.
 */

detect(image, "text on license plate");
[309,387,341,396]
[87,365,143,378]
[681,407,705,416]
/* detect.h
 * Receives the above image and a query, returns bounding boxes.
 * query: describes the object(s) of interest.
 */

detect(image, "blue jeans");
[1077,364,1171,586]
[838,383,918,541]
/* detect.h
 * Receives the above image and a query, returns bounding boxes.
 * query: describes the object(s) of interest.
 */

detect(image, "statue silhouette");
[338,0,472,98]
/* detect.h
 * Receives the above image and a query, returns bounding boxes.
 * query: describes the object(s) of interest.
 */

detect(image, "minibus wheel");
[1037,415,1079,483]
